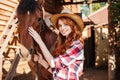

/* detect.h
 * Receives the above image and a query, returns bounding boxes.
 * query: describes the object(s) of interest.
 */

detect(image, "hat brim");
[50,14,84,32]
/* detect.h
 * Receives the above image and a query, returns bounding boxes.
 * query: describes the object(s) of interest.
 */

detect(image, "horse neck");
[39,19,57,50]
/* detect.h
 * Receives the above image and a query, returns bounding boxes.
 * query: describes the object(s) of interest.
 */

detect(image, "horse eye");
[38,18,42,22]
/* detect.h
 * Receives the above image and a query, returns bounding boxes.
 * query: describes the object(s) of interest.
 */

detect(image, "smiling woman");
[28,10,85,80]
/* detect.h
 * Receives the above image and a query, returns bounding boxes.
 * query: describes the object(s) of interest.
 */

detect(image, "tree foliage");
[109,0,120,80]
[109,0,120,26]
[109,0,120,48]
[92,2,106,12]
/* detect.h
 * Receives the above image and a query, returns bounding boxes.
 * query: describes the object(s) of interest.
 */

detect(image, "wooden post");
[108,0,117,79]
[89,0,93,14]
[0,54,2,80]
[5,53,20,80]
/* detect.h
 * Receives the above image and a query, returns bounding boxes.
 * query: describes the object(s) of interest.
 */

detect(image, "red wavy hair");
[52,17,84,57]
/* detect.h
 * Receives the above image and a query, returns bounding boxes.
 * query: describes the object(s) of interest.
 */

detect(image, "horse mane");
[17,0,40,15]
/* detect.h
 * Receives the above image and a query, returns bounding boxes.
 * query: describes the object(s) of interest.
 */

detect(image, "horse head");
[16,0,57,79]
[17,0,44,55]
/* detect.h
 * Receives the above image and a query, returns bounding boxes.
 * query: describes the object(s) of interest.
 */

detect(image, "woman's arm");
[28,27,54,67]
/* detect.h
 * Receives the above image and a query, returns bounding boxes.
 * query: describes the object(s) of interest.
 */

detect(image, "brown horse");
[16,0,57,79]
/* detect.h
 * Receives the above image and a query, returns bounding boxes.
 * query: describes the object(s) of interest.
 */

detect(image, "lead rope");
[35,61,40,80]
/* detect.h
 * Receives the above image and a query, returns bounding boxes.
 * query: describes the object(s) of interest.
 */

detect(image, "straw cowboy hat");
[50,9,84,32]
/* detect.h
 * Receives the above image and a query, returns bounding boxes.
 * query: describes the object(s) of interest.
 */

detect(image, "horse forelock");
[17,0,40,15]
[17,0,43,26]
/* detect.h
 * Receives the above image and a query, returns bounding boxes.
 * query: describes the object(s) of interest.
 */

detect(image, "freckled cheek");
[68,28,72,33]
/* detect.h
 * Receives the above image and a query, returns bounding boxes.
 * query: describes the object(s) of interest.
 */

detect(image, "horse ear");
[37,0,45,6]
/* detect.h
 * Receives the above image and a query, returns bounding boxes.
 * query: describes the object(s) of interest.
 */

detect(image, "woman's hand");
[28,26,53,67]
[28,27,42,45]
[34,52,43,63]
[34,54,39,62]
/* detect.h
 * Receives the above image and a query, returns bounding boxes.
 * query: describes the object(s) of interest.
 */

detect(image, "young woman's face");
[58,19,72,37]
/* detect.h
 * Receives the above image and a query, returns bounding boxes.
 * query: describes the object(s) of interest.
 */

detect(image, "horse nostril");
[29,48,35,54]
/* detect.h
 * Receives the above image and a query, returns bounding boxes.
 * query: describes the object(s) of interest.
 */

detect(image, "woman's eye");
[58,24,62,27]
[64,24,69,26]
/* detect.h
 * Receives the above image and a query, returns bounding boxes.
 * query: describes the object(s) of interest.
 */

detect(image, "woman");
[28,12,84,80]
